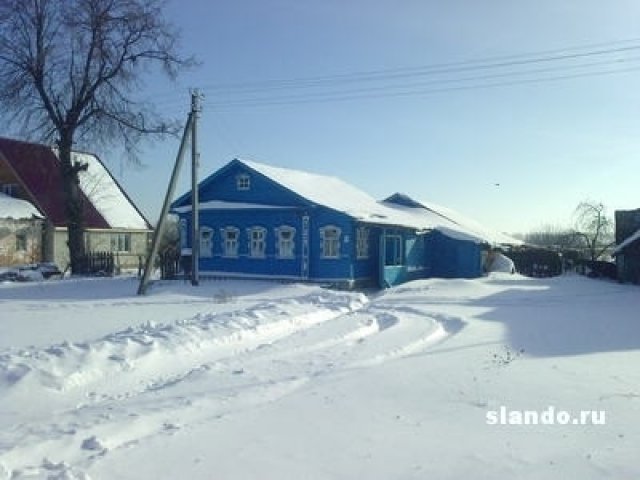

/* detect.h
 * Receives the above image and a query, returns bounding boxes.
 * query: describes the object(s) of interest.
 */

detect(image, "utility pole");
[137,104,194,295]
[191,90,202,286]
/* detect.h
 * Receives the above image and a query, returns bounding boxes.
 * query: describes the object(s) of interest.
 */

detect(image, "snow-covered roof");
[379,201,488,243]
[241,159,396,221]
[0,192,43,220]
[178,159,517,245]
[72,152,151,230]
[238,160,508,244]
[386,195,523,246]
[613,228,640,254]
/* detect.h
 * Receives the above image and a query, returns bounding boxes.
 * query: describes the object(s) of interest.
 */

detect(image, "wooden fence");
[159,248,182,280]
[78,251,115,276]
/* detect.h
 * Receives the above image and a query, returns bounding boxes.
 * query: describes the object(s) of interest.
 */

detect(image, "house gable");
[0,137,109,229]
[0,137,151,231]
[172,159,315,210]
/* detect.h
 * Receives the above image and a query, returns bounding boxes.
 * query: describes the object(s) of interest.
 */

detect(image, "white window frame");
[221,226,240,257]
[320,225,341,259]
[200,227,213,258]
[356,226,369,259]
[275,226,296,259]
[247,226,267,258]
[236,174,251,191]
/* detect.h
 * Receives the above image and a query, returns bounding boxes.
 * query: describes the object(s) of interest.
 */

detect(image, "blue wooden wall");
[177,206,382,284]
[428,230,484,278]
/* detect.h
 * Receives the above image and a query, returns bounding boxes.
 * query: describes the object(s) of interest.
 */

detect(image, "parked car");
[0,263,62,282]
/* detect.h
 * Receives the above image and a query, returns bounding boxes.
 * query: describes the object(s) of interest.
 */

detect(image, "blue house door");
[379,231,407,288]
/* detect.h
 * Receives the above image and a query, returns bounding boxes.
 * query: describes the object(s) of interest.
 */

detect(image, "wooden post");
[137,109,194,295]
[191,90,202,286]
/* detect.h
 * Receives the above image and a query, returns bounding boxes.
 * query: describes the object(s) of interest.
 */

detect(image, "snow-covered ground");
[0,274,638,479]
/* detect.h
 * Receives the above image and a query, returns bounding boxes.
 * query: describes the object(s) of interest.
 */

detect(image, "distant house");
[171,158,519,288]
[0,137,152,270]
[613,209,640,284]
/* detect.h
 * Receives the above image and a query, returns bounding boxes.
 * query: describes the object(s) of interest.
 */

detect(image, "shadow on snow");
[475,275,640,357]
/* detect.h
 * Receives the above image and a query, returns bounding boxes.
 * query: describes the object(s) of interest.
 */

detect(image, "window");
[356,227,369,259]
[222,227,240,257]
[320,225,341,259]
[248,227,266,258]
[236,174,250,191]
[200,227,213,258]
[276,226,296,259]
[111,233,131,252]
[15,233,27,252]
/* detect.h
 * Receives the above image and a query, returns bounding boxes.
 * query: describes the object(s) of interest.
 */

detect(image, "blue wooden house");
[171,159,517,288]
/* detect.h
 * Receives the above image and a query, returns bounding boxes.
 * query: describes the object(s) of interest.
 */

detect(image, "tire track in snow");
[0,290,369,479]
[0,291,368,400]
[210,301,467,384]
[0,288,467,479]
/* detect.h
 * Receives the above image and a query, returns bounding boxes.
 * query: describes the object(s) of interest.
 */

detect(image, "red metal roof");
[0,137,110,228]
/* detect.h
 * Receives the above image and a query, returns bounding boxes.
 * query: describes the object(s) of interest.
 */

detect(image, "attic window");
[236,174,251,191]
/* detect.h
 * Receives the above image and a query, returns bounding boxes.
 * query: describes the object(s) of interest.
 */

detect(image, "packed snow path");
[0,274,638,479]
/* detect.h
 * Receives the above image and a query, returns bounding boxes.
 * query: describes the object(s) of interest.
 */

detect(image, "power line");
[201,42,640,93]
[205,56,640,106]
[207,65,640,109]
[144,37,640,110]
[145,38,640,101]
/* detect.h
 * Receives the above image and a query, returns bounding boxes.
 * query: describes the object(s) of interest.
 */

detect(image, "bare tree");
[524,224,581,250]
[0,0,193,272]
[573,200,614,261]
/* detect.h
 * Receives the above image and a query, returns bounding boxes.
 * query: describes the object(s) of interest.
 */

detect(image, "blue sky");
[115,0,640,234]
